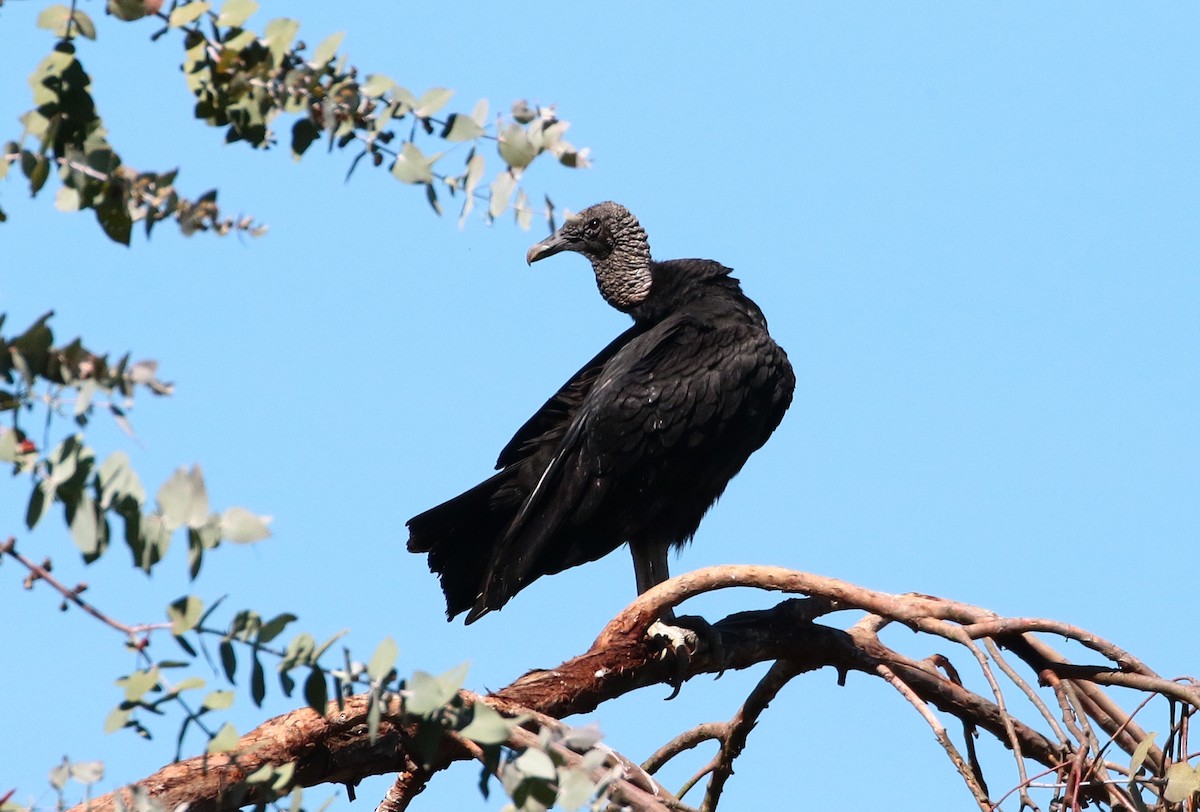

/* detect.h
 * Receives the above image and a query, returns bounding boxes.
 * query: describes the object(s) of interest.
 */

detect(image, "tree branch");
[67,565,1193,812]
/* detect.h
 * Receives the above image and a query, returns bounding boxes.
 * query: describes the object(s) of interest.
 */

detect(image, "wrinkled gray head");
[526,201,652,312]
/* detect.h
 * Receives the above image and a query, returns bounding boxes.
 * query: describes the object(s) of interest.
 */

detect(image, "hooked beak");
[526,232,571,265]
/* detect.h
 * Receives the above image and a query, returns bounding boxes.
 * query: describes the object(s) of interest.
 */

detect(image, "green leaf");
[555,766,595,810]
[117,668,160,703]
[167,595,204,635]
[36,5,73,37]
[360,73,396,99]
[366,636,398,682]
[442,114,485,143]
[515,188,532,231]
[68,493,100,556]
[413,87,454,118]
[459,701,512,746]
[104,706,131,734]
[0,430,18,461]
[498,124,539,170]
[390,142,436,185]
[488,170,515,220]
[291,119,319,159]
[251,653,266,706]
[49,758,70,789]
[69,762,104,788]
[172,676,206,694]
[272,762,296,792]
[263,18,301,65]
[158,465,210,530]
[304,668,328,713]
[96,194,133,246]
[202,690,235,710]
[304,666,328,714]
[1128,732,1156,780]
[219,507,271,543]
[257,612,296,644]
[309,31,344,68]
[168,1,210,28]
[72,10,97,40]
[106,0,147,21]
[207,721,239,754]
[216,0,258,27]
[219,640,237,681]
[1166,762,1200,803]
[405,662,468,717]
[514,747,556,781]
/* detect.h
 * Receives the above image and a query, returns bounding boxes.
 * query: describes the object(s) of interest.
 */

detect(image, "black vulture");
[407,201,795,624]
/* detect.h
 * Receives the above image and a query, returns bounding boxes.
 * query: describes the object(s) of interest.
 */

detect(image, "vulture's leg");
[629,542,724,696]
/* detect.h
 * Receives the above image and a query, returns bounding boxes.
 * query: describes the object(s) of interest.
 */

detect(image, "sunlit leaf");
[1166,762,1200,803]
[167,595,204,635]
[117,668,160,703]
[414,87,454,118]
[69,493,100,556]
[1128,732,1156,780]
[203,690,235,710]
[366,636,398,682]
[555,766,595,810]
[263,18,301,65]
[49,758,70,789]
[360,73,396,99]
[390,142,436,185]
[168,1,210,28]
[405,662,468,717]
[459,701,512,746]
[207,722,239,754]
[309,31,344,68]
[442,114,485,143]
[498,124,538,170]
[158,465,210,530]
[514,747,556,781]
[72,10,97,40]
[104,706,131,734]
[219,507,271,543]
[489,170,515,220]
[216,0,258,27]
[36,5,72,37]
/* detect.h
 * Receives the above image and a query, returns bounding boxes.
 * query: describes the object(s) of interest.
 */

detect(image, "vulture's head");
[526,201,652,312]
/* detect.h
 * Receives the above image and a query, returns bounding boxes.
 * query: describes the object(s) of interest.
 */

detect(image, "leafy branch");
[1,0,590,242]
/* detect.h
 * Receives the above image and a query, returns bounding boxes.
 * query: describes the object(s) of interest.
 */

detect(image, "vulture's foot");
[647,615,726,699]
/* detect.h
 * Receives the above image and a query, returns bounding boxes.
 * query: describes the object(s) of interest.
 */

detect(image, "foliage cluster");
[2,0,588,243]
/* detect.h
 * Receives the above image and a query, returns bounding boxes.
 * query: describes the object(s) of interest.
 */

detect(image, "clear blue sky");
[2,2,1197,810]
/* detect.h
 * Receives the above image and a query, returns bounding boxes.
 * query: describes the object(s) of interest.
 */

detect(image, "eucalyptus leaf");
[513,747,556,782]
[117,668,160,703]
[309,31,344,68]
[216,0,258,27]
[167,595,204,635]
[459,701,512,746]
[414,87,454,118]
[203,690,235,710]
[1165,762,1200,803]
[219,507,272,543]
[207,721,239,754]
[366,636,398,682]
[1128,732,1156,780]
[168,1,210,28]
[405,662,468,717]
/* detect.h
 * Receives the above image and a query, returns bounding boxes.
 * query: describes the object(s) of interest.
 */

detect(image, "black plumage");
[407,201,795,623]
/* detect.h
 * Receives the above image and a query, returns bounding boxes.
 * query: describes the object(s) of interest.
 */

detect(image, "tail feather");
[406,470,518,621]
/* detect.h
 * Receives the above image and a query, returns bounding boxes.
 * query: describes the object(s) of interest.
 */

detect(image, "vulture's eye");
[585,218,601,235]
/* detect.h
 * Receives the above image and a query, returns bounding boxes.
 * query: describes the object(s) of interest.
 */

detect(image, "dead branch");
[67,565,1195,812]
